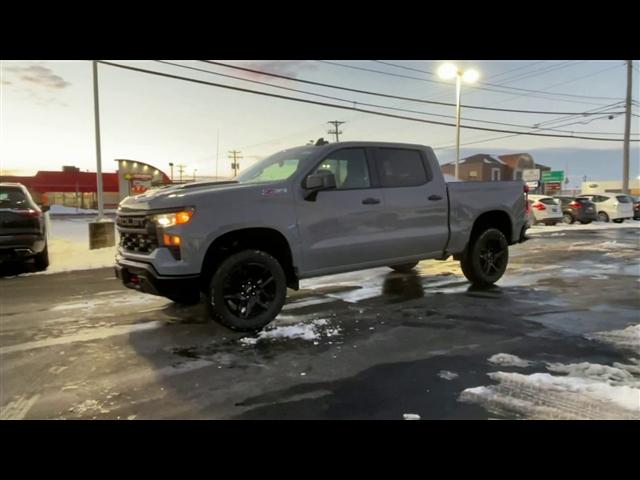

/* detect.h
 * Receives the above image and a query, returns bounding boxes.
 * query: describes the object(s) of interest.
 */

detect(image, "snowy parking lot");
[0,219,638,419]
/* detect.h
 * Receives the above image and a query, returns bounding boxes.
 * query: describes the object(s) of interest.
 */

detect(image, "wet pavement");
[1,225,638,419]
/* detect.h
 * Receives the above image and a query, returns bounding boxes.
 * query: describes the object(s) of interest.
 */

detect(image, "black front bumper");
[115,261,200,298]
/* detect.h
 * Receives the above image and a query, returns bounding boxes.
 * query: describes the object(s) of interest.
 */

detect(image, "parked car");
[629,195,640,220]
[577,193,634,223]
[115,141,529,331]
[527,195,563,225]
[0,183,49,270]
[554,195,598,224]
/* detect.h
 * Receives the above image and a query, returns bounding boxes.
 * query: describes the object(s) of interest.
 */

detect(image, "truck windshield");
[235,148,313,184]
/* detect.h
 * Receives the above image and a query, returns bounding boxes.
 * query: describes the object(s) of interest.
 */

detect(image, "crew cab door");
[370,147,449,257]
[296,147,389,275]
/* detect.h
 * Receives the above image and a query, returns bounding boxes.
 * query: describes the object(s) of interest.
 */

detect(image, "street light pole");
[92,60,104,221]
[455,73,462,180]
[437,63,479,180]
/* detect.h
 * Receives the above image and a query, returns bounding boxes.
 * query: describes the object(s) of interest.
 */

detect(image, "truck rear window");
[0,188,30,209]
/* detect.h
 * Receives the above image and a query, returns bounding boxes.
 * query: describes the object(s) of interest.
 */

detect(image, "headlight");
[151,208,194,228]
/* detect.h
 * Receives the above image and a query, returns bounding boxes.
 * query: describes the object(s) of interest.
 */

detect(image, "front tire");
[598,211,609,222]
[580,220,592,225]
[388,261,419,273]
[562,213,574,224]
[460,228,509,288]
[207,250,287,331]
[612,218,624,224]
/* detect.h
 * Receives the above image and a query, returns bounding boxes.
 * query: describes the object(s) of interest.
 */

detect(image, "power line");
[97,61,638,143]
[201,61,626,116]
[318,60,614,106]
[156,61,632,136]
[372,60,623,101]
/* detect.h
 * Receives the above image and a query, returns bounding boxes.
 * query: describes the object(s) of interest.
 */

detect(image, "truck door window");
[313,148,371,189]
[374,148,427,187]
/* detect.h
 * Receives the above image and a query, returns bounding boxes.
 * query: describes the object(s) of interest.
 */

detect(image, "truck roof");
[309,141,432,150]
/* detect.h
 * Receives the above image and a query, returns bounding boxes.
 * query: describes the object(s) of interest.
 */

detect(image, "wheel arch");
[200,227,298,292]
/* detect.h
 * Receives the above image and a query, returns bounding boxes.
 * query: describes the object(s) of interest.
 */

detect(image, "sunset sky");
[1,60,638,186]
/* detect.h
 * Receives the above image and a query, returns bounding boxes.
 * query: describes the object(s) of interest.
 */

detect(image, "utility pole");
[229,150,242,177]
[622,60,633,194]
[169,162,174,181]
[92,61,104,221]
[327,121,345,142]
[176,164,187,182]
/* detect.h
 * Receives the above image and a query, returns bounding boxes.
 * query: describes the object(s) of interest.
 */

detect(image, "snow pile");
[459,356,640,419]
[488,353,532,368]
[586,324,640,350]
[34,217,118,275]
[437,370,459,380]
[239,318,340,346]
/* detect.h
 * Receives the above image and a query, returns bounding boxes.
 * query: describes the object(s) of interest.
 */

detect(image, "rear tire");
[460,228,509,288]
[388,261,419,273]
[207,250,287,332]
[598,211,609,222]
[580,220,592,225]
[612,219,624,224]
[34,244,49,271]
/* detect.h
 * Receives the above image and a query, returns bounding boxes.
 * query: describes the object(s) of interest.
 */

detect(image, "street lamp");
[437,62,479,179]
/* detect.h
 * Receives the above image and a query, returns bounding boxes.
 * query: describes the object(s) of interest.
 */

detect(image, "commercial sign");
[526,180,540,190]
[522,169,540,182]
[541,170,565,183]
[544,182,562,193]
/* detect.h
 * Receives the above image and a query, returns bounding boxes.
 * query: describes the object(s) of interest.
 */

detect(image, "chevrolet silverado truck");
[115,141,529,331]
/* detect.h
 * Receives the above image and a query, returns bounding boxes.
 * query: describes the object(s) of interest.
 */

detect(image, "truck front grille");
[119,231,158,254]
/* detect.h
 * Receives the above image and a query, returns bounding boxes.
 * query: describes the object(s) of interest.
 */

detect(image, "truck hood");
[117,180,278,212]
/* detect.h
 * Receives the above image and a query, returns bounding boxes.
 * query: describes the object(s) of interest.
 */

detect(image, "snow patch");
[488,353,532,368]
[239,318,340,346]
[437,370,459,380]
[403,413,421,420]
[587,324,640,350]
[460,359,640,419]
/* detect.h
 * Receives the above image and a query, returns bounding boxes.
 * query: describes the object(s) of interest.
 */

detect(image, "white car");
[527,195,563,226]
[577,193,634,223]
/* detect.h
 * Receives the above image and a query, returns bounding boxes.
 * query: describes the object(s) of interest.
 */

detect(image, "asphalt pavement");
[1,225,638,419]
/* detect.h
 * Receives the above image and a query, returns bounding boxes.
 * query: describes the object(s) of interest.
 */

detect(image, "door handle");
[428,195,443,201]
[362,198,381,205]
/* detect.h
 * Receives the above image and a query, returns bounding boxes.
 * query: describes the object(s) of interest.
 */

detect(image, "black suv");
[0,183,49,270]
[554,196,598,224]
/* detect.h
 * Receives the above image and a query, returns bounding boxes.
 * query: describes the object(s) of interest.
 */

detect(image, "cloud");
[238,60,317,80]
[5,64,71,89]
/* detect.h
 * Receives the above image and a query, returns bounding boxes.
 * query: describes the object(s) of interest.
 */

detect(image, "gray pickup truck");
[115,141,529,331]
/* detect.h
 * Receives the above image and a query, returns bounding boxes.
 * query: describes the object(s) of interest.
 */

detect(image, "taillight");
[16,209,42,217]
[569,201,582,209]
[533,202,546,211]
[524,185,530,215]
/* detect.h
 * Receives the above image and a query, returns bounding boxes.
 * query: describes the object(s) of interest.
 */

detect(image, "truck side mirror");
[304,172,336,201]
